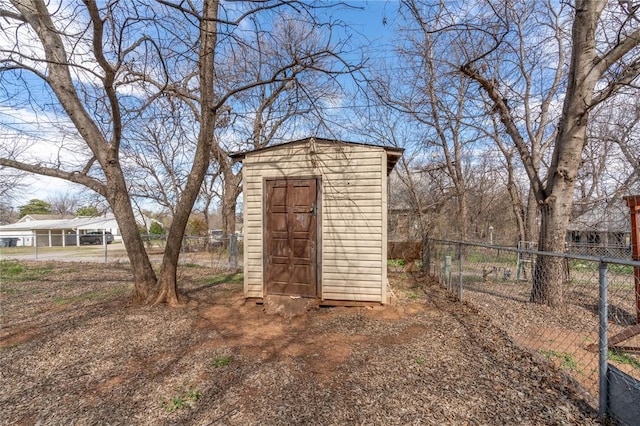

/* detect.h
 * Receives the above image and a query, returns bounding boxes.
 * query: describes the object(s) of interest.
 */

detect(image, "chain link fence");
[0,233,243,272]
[424,238,640,424]
[143,234,242,271]
[567,242,632,259]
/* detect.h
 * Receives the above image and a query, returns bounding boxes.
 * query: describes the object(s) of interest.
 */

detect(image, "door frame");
[262,175,322,298]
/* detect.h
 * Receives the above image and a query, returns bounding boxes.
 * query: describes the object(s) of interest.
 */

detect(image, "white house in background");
[0,213,151,247]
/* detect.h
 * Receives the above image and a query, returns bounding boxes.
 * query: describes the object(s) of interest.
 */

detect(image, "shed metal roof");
[230,137,404,175]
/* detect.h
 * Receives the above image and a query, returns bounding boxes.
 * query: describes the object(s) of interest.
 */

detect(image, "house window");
[587,232,600,245]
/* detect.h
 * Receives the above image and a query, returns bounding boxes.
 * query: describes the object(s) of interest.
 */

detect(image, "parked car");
[80,231,114,245]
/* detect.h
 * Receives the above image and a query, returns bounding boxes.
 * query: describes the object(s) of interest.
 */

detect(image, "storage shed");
[231,137,403,305]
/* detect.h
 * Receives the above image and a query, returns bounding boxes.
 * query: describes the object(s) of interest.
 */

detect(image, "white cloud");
[0,105,90,166]
[19,174,80,204]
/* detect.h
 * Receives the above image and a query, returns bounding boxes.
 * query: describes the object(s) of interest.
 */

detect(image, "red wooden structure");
[624,195,640,324]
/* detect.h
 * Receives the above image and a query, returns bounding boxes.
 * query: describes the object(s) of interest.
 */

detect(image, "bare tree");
[370,4,480,240]
[567,93,640,227]
[1,0,159,301]
[403,0,565,245]
[485,112,528,244]
[590,95,640,194]
[390,0,640,305]
[0,166,25,222]
[134,11,353,245]
[199,163,222,232]
[0,0,359,305]
[125,99,198,216]
[46,192,82,216]
[351,102,445,238]
[449,0,640,305]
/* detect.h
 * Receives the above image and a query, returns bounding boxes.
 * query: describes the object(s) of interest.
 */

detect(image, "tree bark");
[458,191,468,241]
[525,190,538,244]
[530,199,569,306]
[421,232,432,273]
[506,165,526,244]
[153,0,219,306]
[106,169,158,302]
[221,172,241,244]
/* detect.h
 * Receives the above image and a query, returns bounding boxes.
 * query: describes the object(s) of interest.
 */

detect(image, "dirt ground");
[461,272,640,398]
[0,261,601,425]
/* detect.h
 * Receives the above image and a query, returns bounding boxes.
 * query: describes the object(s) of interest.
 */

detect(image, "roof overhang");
[230,137,404,175]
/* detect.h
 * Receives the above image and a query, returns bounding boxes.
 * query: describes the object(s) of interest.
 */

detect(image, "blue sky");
[339,1,398,44]
[1,1,403,209]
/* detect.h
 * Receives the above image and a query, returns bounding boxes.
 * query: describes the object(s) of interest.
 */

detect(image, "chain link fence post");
[598,260,609,418]
[444,255,452,289]
[228,234,238,271]
[458,242,463,301]
[422,234,431,273]
[103,229,108,264]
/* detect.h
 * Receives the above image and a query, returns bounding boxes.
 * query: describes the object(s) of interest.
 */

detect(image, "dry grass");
[0,261,600,425]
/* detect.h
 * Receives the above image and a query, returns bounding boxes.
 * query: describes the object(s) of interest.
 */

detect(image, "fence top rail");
[427,238,640,267]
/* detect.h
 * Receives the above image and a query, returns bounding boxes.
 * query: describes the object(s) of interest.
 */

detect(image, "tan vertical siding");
[381,151,389,304]
[242,141,387,302]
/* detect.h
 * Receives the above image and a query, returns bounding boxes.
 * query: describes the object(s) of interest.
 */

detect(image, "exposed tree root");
[151,281,185,307]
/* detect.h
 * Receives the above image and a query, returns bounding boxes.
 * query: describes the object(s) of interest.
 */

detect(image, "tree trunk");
[530,199,570,306]
[458,190,469,240]
[203,199,211,232]
[529,0,605,306]
[525,189,538,243]
[220,171,241,246]
[9,0,160,303]
[506,176,526,244]
[155,236,182,306]
[107,175,158,303]
[153,0,219,306]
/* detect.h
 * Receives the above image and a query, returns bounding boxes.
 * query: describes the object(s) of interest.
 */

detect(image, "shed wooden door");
[265,178,317,297]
